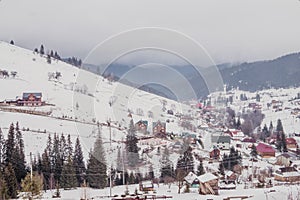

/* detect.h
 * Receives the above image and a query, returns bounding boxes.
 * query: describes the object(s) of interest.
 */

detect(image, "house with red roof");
[286,138,298,149]
[256,143,275,158]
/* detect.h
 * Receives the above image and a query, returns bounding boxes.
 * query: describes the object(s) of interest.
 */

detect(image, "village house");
[286,137,298,149]
[135,120,148,134]
[184,172,200,188]
[139,181,154,192]
[152,121,166,138]
[17,92,44,106]
[224,129,245,141]
[256,143,275,158]
[211,135,231,150]
[209,147,220,160]
[274,166,300,182]
[276,153,292,167]
[224,171,237,184]
[198,173,219,195]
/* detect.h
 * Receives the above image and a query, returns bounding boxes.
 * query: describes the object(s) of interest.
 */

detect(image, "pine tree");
[116,147,123,172]
[40,44,44,55]
[269,121,274,135]
[276,131,282,152]
[86,134,107,189]
[196,159,205,176]
[129,171,135,184]
[10,40,14,45]
[219,162,225,176]
[21,173,43,199]
[59,134,67,164]
[275,119,285,152]
[276,119,284,133]
[51,133,62,183]
[0,171,8,200]
[73,137,85,187]
[60,157,77,189]
[15,122,27,182]
[176,146,194,174]
[0,128,4,169]
[126,119,139,167]
[160,147,174,180]
[4,123,15,166]
[282,132,287,153]
[236,117,241,129]
[41,149,51,190]
[250,144,258,158]
[4,163,18,198]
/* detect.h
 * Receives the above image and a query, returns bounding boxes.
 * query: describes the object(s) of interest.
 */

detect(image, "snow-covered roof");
[198,173,218,183]
[184,172,199,184]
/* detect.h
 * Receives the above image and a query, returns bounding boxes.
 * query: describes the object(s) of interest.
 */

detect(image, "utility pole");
[107,118,112,147]
[122,138,126,185]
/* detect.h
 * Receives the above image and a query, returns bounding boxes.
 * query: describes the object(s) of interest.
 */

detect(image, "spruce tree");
[196,159,205,176]
[0,171,8,200]
[15,122,27,182]
[160,147,174,180]
[86,134,107,188]
[176,146,194,174]
[41,149,51,190]
[4,123,15,166]
[282,133,287,152]
[276,131,282,152]
[4,163,18,198]
[51,133,62,183]
[0,128,4,169]
[116,147,123,172]
[60,157,77,189]
[40,44,44,55]
[73,137,85,187]
[250,144,258,158]
[276,119,284,133]
[21,173,43,199]
[269,121,274,135]
[126,119,139,167]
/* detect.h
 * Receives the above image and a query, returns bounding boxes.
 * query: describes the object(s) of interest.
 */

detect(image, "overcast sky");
[0,0,300,64]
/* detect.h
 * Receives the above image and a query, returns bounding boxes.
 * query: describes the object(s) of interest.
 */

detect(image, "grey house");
[211,135,231,150]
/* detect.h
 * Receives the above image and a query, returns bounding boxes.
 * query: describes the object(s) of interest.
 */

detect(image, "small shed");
[184,172,200,188]
[139,181,154,192]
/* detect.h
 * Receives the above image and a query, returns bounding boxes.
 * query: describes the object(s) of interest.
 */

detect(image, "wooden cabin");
[17,92,44,106]
[198,173,219,195]
[139,181,154,192]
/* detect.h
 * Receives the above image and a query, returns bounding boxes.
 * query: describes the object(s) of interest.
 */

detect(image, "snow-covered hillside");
[0,41,191,173]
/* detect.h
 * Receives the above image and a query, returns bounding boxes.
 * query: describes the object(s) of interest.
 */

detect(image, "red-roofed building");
[256,143,275,158]
[286,138,298,149]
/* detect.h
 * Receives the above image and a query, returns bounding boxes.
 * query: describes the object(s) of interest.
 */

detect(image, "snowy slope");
[0,41,191,171]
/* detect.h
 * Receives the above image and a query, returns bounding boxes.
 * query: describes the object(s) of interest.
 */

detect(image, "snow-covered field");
[39,183,300,200]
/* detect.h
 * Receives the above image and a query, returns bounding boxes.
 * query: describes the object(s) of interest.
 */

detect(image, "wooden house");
[256,143,275,158]
[274,167,300,182]
[198,173,219,195]
[276,153,292,167]
[17,92,44,106]
[224,171,237,184]
[152,121,166,138]
[209,147,220,160]
[286,138,298,149]
[135,120,148,133]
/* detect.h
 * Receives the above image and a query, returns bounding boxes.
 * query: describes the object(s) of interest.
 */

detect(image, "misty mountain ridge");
[83,52,300,101]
